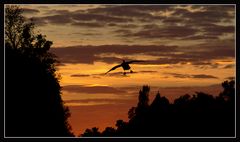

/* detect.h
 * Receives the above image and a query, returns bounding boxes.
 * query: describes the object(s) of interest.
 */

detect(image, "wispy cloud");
[225,76,235,80]
[22,8,40,14]
[223,64,235,69]
[63,85,127,94]
[71,74,91,77]
[165,73,218,79]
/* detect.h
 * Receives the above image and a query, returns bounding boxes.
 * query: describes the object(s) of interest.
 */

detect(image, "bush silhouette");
[5,5,73,137]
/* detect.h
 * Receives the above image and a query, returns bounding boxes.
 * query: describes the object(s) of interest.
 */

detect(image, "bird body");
[121,60,131,70]
[105,60,144,75]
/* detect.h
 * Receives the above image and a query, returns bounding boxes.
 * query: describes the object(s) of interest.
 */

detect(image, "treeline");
[81,80,235,137]
[5,5,73,136]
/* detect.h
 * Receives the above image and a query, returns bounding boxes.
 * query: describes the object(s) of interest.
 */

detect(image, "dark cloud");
[174,5,234,24]
[22,8,40,14]
[50,43,234,66]
[28,5,234,67]
[64,99,129,104]
[162,17,184,24]
[130,26,199,39]
[193,62,220,69]
[165,73,218,79]
[200,45,234,58]
[182,35,219,40]
[71,12,133,23]
[142,24,160,30]
[202,24,234,37]
[31,9,133,26]
[50,45,178,64]
[29,5,234,42]
[71,74,90,77]
[165,43,235,64]
[192,74,218,79]
[225,76,235,80]
[71,32,102,36]
[71,21,104,28]
[87,5,171,20]
[44,9,70,15]
[63,85,126,94]
[113,29,133,36]
[119,23,139,28]
[117,23,234,40]
[55,63,66,66]
[107,23,118,26]
[223,64,235,69]
[31,17,48,26]
[32,6,135,26]
[87,6,151,18]
[34,15,73,25]
[124,5,235,40]
[96,56,129,64]
[171,6,235,40]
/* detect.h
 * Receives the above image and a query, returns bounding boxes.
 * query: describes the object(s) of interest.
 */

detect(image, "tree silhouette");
[5,5,25,49]
[128,107,136,120]
[102,127,116,136]
[80,80,235,137]
[219,80,235,102]
[135,85,150,117]
[115,119,129,136]
[5,5,73,137]
[81,127,101,137]
[151,92,169,110]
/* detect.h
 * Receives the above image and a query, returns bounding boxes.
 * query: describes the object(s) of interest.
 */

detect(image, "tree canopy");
[5,5,73,137]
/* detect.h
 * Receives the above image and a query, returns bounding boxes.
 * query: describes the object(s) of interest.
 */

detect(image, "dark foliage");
[81,80,235,137]
[81,127,101,137]
[5,5,73,137]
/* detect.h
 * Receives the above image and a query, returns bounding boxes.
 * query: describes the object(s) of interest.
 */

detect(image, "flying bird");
[105,60,144,75]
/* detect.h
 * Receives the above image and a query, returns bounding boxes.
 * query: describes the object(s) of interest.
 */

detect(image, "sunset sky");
[15,4,235,136]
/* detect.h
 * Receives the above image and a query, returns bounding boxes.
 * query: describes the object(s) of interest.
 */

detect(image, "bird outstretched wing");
[105,64,122,74]
[126,60,145,64]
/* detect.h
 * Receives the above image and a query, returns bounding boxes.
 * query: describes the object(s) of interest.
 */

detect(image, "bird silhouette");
[105,60,144,75]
